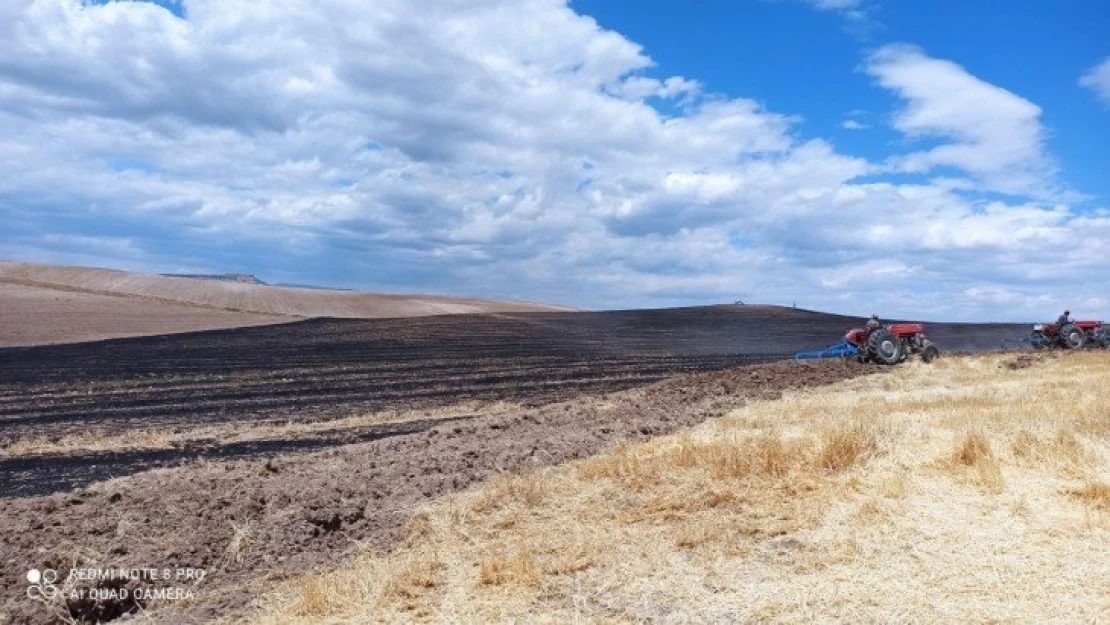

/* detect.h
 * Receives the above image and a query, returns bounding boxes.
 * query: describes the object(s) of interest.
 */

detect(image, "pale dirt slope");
[0,282,288,347]
[0,261,572,319]
[0,261,572,346]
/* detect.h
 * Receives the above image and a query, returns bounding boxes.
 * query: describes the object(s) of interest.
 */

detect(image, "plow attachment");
[793,341,860,361]
[1001,337,1034,350]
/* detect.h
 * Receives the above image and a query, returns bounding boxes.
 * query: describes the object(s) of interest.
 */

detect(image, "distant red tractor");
[1030,320,1108,350]
[794,322,939,365]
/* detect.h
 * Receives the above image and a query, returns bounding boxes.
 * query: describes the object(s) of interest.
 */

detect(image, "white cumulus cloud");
[864,44,1058,197]
[1079,57,1110,108]
[799,0,863,10]
[0,1,1103,321]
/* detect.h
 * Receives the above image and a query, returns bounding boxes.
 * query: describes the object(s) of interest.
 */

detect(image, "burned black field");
[0,306,1025,497]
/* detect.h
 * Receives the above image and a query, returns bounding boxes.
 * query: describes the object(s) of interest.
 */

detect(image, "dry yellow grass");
[240,352,1110,624]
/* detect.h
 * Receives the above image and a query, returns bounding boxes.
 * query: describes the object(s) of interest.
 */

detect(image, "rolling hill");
[0,261,572,346]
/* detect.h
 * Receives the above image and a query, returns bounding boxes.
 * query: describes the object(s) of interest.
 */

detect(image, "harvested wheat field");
[247,352,1109,624]
[0,282,291,347]
[0,262,570,331]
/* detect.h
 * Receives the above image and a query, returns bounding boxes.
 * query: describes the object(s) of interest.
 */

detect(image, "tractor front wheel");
[1096,332,1110,349]
[867,328,905,365]
[1059,324,1086,349]
[921,344,940,363]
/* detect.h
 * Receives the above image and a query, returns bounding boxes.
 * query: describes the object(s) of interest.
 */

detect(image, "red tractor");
[794,322,939,365]
[848,322,939,365]
[1030,320,1108,350]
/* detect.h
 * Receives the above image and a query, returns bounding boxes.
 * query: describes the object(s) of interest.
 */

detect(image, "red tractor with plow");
[794,320,939,365]
[1028,319,1108,350]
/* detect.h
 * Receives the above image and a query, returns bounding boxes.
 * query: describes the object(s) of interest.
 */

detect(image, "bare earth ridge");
[0,261,572,347]
[0,282,289,347]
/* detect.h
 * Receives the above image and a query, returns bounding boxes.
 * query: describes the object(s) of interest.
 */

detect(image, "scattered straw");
[240,352,1110,624]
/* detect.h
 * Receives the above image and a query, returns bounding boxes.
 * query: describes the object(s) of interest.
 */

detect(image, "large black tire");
[867,328,905,365]
[921,344,940,363]
[1059,324,1086,349]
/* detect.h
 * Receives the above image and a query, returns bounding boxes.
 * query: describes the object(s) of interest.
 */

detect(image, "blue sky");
[0,0,1107,320]
[574,0,1109,198]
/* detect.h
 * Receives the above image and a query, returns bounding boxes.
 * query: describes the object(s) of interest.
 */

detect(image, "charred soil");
[0,359,872,625]
[1,308,1023,496]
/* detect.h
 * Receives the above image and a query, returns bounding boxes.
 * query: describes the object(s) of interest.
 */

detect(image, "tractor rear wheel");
[921,344,940,363]
[867,328,905,365]
[1059,324,1086,349]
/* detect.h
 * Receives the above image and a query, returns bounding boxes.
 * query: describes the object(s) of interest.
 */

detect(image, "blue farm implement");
[792,341,860,361]
[794,322,939,365]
